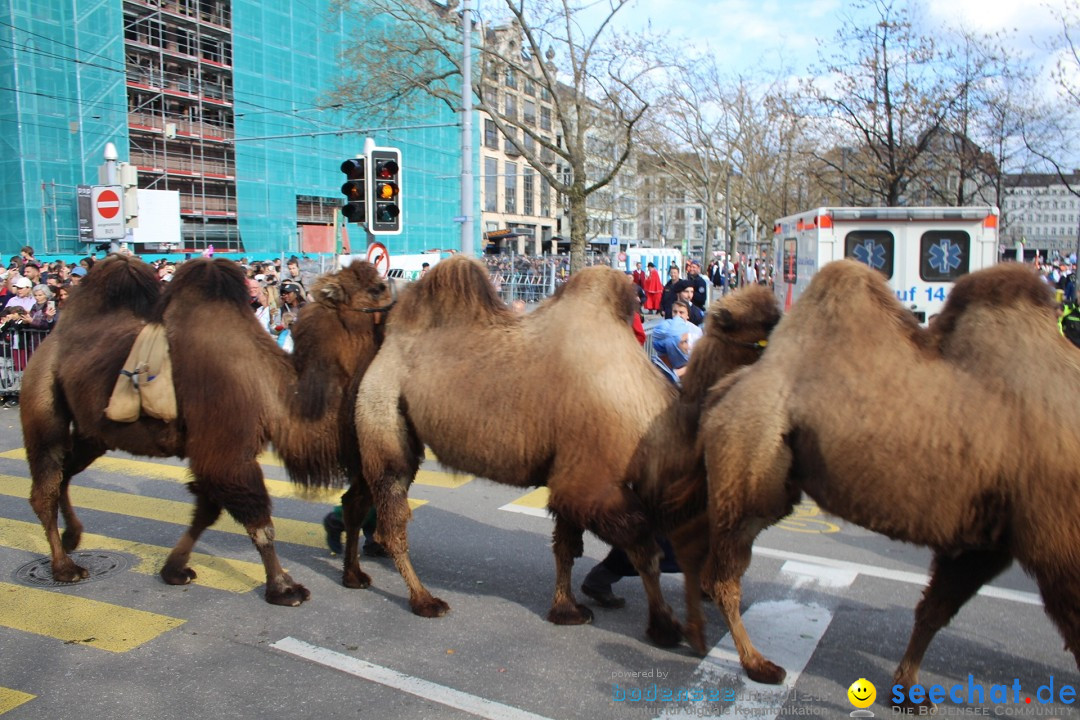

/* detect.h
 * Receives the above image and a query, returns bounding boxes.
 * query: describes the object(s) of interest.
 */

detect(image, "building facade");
[1001,172,1080,259]
[1,0,471,259]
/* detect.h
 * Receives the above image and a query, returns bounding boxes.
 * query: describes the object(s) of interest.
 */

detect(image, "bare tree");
[329,0,668,271]
[803,0,957,206]
[643,59,809,263]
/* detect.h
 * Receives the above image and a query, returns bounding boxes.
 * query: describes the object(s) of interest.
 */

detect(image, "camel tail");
[391,255,513,330]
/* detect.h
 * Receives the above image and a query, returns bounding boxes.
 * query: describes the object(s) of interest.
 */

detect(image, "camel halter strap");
[724,337,769,351]
[362,278,398,321]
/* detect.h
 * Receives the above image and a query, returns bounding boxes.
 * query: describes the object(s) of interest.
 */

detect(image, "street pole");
[460,0,475,256]
[103,142,121,255]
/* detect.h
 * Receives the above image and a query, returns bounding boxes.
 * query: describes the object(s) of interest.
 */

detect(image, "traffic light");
[340,157,367,224]
[368,147,401,235]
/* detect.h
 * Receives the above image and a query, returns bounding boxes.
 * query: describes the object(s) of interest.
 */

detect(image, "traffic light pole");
[460,0,474,257]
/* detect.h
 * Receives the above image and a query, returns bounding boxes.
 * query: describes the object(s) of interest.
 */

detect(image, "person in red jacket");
[642,262,663,314]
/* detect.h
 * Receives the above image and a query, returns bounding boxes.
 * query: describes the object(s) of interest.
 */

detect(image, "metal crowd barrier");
[0,327,50,399]
[490,271,555,304]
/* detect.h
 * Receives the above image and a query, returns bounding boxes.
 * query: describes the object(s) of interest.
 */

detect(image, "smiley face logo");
[847,678,876,709]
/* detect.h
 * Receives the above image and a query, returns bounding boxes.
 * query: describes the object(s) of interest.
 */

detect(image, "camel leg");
[340,481,372,589]
[27,437,105,583]
[547,513,592,625]
[705,521,786,685]
[892,549,1012,713]
[375,477,448,617]
[160,486,222,586]
[57,437,107,553]
[186,460,310,606]
[1033,562,1080,672]
[668,515,710,655]
[625,538,682,648]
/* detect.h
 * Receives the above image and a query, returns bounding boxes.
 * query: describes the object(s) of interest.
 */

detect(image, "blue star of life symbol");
[852,240,887,270]
[928,239,962,274]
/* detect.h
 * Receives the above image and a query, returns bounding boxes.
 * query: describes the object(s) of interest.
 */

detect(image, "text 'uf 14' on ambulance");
[772,206,1000,324]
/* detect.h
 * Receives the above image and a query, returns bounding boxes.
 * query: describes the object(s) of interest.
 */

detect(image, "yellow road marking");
[0,581,184,652]
[0,474,425,549]
[510,487,549,509]
[0,687,34,714]
[0,518,263,593]
[0,449,468,494]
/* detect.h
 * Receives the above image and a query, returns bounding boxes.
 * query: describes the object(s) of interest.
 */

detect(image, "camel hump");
[392,255,512,329]
[156,257,250,319]
[937,263,1056,323]
[69,254,161,320]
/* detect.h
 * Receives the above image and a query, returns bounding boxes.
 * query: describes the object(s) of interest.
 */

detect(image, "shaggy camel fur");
[353,254,779,650]
[22,255,391,605]
[698,259,1080,710]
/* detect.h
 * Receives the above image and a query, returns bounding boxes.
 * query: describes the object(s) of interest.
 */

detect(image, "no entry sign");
[91,185,125,240]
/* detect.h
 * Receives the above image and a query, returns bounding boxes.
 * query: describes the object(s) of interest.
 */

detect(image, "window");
[484,157,498,212]
[484,119,498,149]
[845,230,895,279]
[920,231,970,281]
[505,162,518,213]
[523,100,536,126]
[504,66,517,89]
[504,94,516,120]
[540,106,551,131]
[540,176,551,217]
[523,168,535,215]
[504,128,518,154]
[523,77,535,96]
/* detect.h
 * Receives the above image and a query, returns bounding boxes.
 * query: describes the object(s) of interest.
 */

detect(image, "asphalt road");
[0,409,1075,720]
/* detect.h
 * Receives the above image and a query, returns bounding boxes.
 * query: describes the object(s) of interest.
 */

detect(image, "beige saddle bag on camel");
[105,323,178,422]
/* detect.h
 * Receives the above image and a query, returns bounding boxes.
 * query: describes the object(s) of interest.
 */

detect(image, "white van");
[622,247,683,275]
[772,206,1000,323]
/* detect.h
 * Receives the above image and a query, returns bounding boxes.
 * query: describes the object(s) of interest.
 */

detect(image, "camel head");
[680,284,781,405]
[290,261,393,421]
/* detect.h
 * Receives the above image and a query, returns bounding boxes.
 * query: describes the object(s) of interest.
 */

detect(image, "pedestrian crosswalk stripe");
[0,449,467,495]
[0,474,424,550]
[414,468,472,489]
[0,581,184,652]
[0,518,264,594]
[0,687,34,714]
[498,487,549,518]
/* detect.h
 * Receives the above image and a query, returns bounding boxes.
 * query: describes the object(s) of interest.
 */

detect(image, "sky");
[608,0,1071,84]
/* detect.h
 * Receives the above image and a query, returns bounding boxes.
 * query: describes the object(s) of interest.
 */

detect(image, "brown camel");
[697,259,1080,710]
[352,254,779,650]
[22,254,392,605]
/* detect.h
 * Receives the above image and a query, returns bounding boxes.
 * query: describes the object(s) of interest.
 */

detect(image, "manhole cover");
[13,551,133,587]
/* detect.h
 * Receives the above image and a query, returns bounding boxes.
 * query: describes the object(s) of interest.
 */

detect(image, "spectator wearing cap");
[69,266,87,285]
[279,281,305,320]
[675,284,705,326]
[685,260,708,311]
[4,276,36,312]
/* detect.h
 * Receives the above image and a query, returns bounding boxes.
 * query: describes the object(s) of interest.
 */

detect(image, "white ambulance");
[772,206,1000,323]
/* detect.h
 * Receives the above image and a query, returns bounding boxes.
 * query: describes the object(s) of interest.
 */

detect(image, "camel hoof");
[267,583,311,607]
[52,561,90,583]
[342,568,372,589]
[160,565,196,585]
[547,602,593,625]
[683,622,707,656]
[647,615,683,648]
[61,528,82,552]
[412,596,450,618]
[746,659,787,685]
